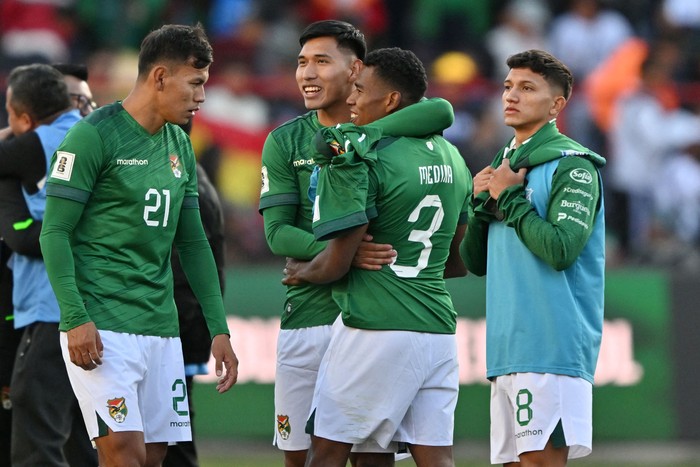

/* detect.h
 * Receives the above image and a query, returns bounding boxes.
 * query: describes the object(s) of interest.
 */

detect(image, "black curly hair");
[364,47,427,106]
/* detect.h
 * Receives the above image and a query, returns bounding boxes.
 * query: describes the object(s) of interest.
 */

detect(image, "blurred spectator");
[161,0,212,26]
[549,0,633,78]
[584,37,649,135]
[52,63,96,116]
[73,0,168,52]
[208,0,255,40]
[608,51,700,261]
[548,0,633,152]
[249,2,303,76]
[485,0,550,80]
[655,143,700,255]
[0,0,77,64]
[297,0,388,45]
[658,0,700,84]
[429,51,495,173]
[7,0,700,268]
[410,0,492,65]
[661,0,700,29]
[201,59,270,132]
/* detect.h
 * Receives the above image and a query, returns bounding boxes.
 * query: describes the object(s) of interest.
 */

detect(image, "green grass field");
[199,458,700,467]
[195,440,700,466]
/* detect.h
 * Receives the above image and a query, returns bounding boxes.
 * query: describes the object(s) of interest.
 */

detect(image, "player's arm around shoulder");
[369,97,454,137]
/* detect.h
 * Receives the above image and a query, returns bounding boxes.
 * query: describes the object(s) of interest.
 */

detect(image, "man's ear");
[550,95,567,116]
[349,59,363,81]
[153,66,167,91]
[16,111,35,133]
[386,90,402,114]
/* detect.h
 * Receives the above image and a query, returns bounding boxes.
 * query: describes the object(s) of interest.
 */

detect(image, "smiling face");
[296,36,359,126]
[502,67,565,143]
[346,66,394,126]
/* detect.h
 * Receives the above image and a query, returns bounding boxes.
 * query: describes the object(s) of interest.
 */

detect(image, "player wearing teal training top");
[283,47,472,467]
[40,24,238,467]
[461,50,605,466]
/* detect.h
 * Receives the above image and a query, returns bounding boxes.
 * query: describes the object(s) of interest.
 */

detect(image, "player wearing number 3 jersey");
[283,47,472,467]
[40,24,238,467]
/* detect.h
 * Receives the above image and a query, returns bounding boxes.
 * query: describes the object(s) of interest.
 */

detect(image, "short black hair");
[364,47,427,106]
[138,23,213,77]
[8,63,70,121]
[506,49,573,100]
[52,63,89,81]
[299,20,366,61]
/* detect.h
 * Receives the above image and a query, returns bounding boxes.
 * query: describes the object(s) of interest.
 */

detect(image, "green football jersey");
[259,99,457,330]
[46,102,198,336]
[259,111,339,329]
[313,127,472,333]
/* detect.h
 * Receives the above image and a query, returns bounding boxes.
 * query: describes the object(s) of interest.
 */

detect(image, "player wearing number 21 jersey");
[39,24,237,467]
[42,103,223,337]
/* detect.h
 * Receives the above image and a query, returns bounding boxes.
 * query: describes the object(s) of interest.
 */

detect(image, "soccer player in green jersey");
[40,24,238,467]
[461,50,605,466]
[260,20,456,467]
[282,47,472,467]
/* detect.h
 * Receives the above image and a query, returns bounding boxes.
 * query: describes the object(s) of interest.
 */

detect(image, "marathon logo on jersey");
[51,151,75,181]
[277,414,291,440]
[170,155,182,178]
[569,168,592,184]
[107,397,128,423]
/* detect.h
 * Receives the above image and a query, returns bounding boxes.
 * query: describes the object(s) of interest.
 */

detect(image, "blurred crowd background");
[2,0,700,269]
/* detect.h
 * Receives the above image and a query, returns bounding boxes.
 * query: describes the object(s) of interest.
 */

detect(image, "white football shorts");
[274,325,332,451]
[273,324,404,455]
[310,318,459,449]
[490,372,593,464]
[60,330,191,444]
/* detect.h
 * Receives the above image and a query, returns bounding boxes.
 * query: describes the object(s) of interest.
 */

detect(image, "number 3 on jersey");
[390,194,444,278]
[143,188,171,227]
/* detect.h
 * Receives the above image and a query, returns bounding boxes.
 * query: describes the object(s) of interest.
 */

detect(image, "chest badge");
[170,155,182,178]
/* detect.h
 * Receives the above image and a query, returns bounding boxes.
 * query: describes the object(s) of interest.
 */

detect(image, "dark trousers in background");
[10,322,97,467]
[0,314,22,467]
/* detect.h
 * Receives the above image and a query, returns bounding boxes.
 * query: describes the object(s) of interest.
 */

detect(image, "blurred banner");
[192,267,684,441]
[191,115,266,207]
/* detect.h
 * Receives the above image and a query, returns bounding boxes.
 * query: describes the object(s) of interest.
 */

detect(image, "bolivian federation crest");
[328,139,345,157]
[107,397,128,423]
[170,155,182,178]
[277,414,291,440]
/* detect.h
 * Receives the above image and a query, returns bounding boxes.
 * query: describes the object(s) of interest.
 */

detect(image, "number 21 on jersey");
[143,188,171,227]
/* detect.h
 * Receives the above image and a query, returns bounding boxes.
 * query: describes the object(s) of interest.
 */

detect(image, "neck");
[37,106,73,126]
[122,91,165,135]
[316,102,351,127]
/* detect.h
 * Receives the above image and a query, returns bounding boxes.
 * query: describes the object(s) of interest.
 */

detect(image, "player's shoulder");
[270,110,318,137]
[83,101,123,126]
